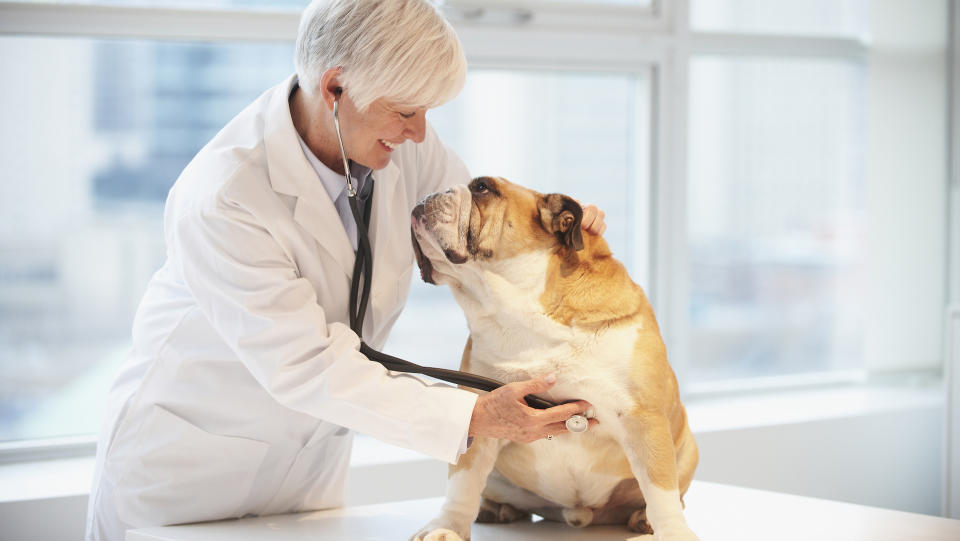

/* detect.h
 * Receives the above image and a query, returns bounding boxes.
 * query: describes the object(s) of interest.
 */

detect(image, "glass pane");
[384,68,651,371]
[0,36,295,443]
[687,57,866,383]
[691,0,868,38]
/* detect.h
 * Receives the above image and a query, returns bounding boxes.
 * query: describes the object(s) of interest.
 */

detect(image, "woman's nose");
[404,113,427,143]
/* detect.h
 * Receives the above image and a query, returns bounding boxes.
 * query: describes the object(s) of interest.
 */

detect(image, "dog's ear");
[538,194,585,251]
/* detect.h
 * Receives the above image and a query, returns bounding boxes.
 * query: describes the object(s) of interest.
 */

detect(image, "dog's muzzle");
[410,187,471,278]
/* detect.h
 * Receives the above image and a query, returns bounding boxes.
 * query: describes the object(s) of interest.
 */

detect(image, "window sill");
[686,378,944,433]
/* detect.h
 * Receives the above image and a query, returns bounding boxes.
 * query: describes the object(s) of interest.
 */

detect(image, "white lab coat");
[85,74,478,541]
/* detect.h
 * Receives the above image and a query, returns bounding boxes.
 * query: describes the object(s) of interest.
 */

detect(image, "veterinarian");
[85,1,605,539]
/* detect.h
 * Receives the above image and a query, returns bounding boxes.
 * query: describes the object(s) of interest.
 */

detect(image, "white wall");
[0,495,87,541]
[696,402,943,515]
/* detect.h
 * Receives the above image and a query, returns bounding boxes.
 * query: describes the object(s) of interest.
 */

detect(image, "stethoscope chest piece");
[565,414,589,433]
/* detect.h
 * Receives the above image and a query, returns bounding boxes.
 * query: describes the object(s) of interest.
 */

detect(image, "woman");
[85,1,604,539]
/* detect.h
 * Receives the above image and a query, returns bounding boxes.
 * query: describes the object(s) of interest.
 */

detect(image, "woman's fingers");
[510,373,556,398]
[579,204,606,235]
[534,400,590,424]
[468,374,599,443]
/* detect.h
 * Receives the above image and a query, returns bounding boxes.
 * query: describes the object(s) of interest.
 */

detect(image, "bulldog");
[409,177,699,541]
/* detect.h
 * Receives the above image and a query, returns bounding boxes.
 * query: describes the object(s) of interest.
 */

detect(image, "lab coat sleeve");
[171,197,477,464]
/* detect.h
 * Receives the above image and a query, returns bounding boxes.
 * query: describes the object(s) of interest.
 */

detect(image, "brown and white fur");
[409,177,699,541]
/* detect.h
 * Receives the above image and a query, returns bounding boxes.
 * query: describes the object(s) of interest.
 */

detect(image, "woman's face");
[335,93,428,171]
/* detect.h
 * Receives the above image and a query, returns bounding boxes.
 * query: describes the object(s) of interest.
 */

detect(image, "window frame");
[0,0,950,462]
[942,0,959,518]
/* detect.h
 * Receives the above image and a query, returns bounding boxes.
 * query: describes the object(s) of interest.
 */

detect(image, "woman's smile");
[379,139,398,151]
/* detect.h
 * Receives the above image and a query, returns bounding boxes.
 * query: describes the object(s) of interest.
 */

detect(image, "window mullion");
[691,31,868,60]
[649,0,691,393]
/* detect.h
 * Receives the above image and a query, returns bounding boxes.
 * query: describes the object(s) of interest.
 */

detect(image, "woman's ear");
[538,194,585,251]
[317,67,344,112]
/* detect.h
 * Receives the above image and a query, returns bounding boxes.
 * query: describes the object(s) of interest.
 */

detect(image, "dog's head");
[410,176,585,286]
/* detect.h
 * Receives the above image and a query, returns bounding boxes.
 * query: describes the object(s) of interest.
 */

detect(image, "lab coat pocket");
[113,405,270,527]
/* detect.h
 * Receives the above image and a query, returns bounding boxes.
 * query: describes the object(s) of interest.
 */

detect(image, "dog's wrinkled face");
[411,176,584,285]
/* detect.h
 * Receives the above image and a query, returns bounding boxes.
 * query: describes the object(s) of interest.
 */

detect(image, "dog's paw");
[476,499,530,524]
[410,517,470,541]
[411,528,465,541]
[627,509,653,534]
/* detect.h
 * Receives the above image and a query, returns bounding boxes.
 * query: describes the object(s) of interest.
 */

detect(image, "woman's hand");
[468,375,598,443]
[579,204,606,236]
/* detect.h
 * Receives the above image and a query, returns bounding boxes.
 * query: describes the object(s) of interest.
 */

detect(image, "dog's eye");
[471,180,489,194]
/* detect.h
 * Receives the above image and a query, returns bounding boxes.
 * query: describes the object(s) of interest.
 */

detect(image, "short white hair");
[295,0,467,112]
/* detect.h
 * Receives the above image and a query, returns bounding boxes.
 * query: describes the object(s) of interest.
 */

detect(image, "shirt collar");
[296,133,372,204]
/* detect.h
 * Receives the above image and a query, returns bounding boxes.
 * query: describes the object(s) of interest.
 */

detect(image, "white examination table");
[126,481,960,541]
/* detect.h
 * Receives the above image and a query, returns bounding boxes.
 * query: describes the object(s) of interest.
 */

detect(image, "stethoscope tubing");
[332,95,559,412]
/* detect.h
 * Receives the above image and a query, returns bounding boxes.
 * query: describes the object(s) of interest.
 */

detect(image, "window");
[687,57,866,382]
[0,0,950,448]
[685,0,948,389]
[0,35,295,442]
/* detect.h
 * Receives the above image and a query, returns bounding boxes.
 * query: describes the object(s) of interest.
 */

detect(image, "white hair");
[294,0,467,112]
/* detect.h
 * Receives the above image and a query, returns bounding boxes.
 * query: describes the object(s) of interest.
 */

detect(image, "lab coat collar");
[263,75,400,280]
[265,75,317,199]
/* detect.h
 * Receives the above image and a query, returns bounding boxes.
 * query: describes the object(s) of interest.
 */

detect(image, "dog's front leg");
[411,437,506,541]
[615,413,699,541]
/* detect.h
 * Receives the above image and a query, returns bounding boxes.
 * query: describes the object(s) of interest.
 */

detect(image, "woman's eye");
[399,111,416,119]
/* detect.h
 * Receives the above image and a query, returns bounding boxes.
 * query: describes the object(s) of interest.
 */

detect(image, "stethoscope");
[330,89,588,434]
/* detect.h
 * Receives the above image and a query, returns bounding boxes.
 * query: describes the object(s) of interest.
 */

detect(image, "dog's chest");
[457,255,646,508]
[472,325,642,508]
[471,323,639,415]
